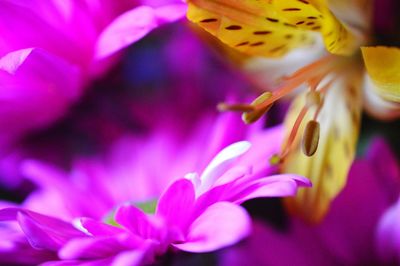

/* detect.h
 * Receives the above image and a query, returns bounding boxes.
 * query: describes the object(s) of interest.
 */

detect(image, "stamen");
[312,77,336,120]
[316,76,336,94]
[253,55,337,112]
[252,81,306,112]
[217,102,255,112]
[308,75,325,91]
[217,55,339,126]
[217,55,342,160]
[302,120,320,156]
[284,55,335,81]
[305,91,321,107]
[281,106,309,159]
[313,100,324,120]
[242,92,273,124]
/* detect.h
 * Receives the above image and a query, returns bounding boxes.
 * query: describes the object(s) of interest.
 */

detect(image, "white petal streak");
[198,141,251,194]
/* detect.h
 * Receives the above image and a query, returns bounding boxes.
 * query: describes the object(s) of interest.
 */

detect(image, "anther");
[242,92,274,124]
[302,120,320,156]
[269,154,281,165]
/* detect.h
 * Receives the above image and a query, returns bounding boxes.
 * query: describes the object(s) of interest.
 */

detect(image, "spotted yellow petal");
[187,0,361,58]
[272,0,360,55]
[282,74,362,223]
[361,46,400,103]
[187,0,316,57]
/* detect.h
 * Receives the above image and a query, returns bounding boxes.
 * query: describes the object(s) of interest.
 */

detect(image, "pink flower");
[0,140,310,265]
[0,0,186,147]
[22,112,277,221]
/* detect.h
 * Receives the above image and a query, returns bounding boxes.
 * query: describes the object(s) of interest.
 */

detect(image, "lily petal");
[273,0,361,55]
[361,46,400,102]
[187,0,360,57]
[363,72,400,120]
[187,0,317,58]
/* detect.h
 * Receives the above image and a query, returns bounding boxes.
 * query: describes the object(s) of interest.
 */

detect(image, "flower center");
[135,199,158,214]
[103,199,158,226]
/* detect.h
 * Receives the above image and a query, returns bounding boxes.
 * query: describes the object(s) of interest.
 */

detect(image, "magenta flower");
[221,138,400,266]
[0,139,310,265]
[21,112,277,221]
[0,0,186,147]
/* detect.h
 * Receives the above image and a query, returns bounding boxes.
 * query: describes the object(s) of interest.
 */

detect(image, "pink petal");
[17,212,59,250]
[237,125,284,177]
[0,48,81,146]
[0,207,20,221]
[198,112,249,166]
[152,3,187,23]
[156,178,195,231]
[115,204,161,240]
[0,48,34,74]
[173,202,251,253]
[141,0,183,7]
[220,220,329,266]
[315,147,400,263]
[59,236,131,260]
[95,4,186,59]
[0,208,84,250]
[81,218,125,237]
[22,160,106,220]
[367,138,400,198]
[21,160,68,189]
[213,166,252,187]
[0,208,82,238]
[41,258,113,266]
[233,174,312,204]
[0,48,81,100]
[0,2,79,59]
[376,198,400,263]
[112,249,149,266]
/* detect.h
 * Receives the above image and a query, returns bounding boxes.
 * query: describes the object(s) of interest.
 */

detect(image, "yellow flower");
[186,0,400,222]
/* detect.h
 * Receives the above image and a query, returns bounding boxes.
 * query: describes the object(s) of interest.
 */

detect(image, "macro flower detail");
[0,141,310,265]
[0,0,397,264]
[185,0,400,222]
